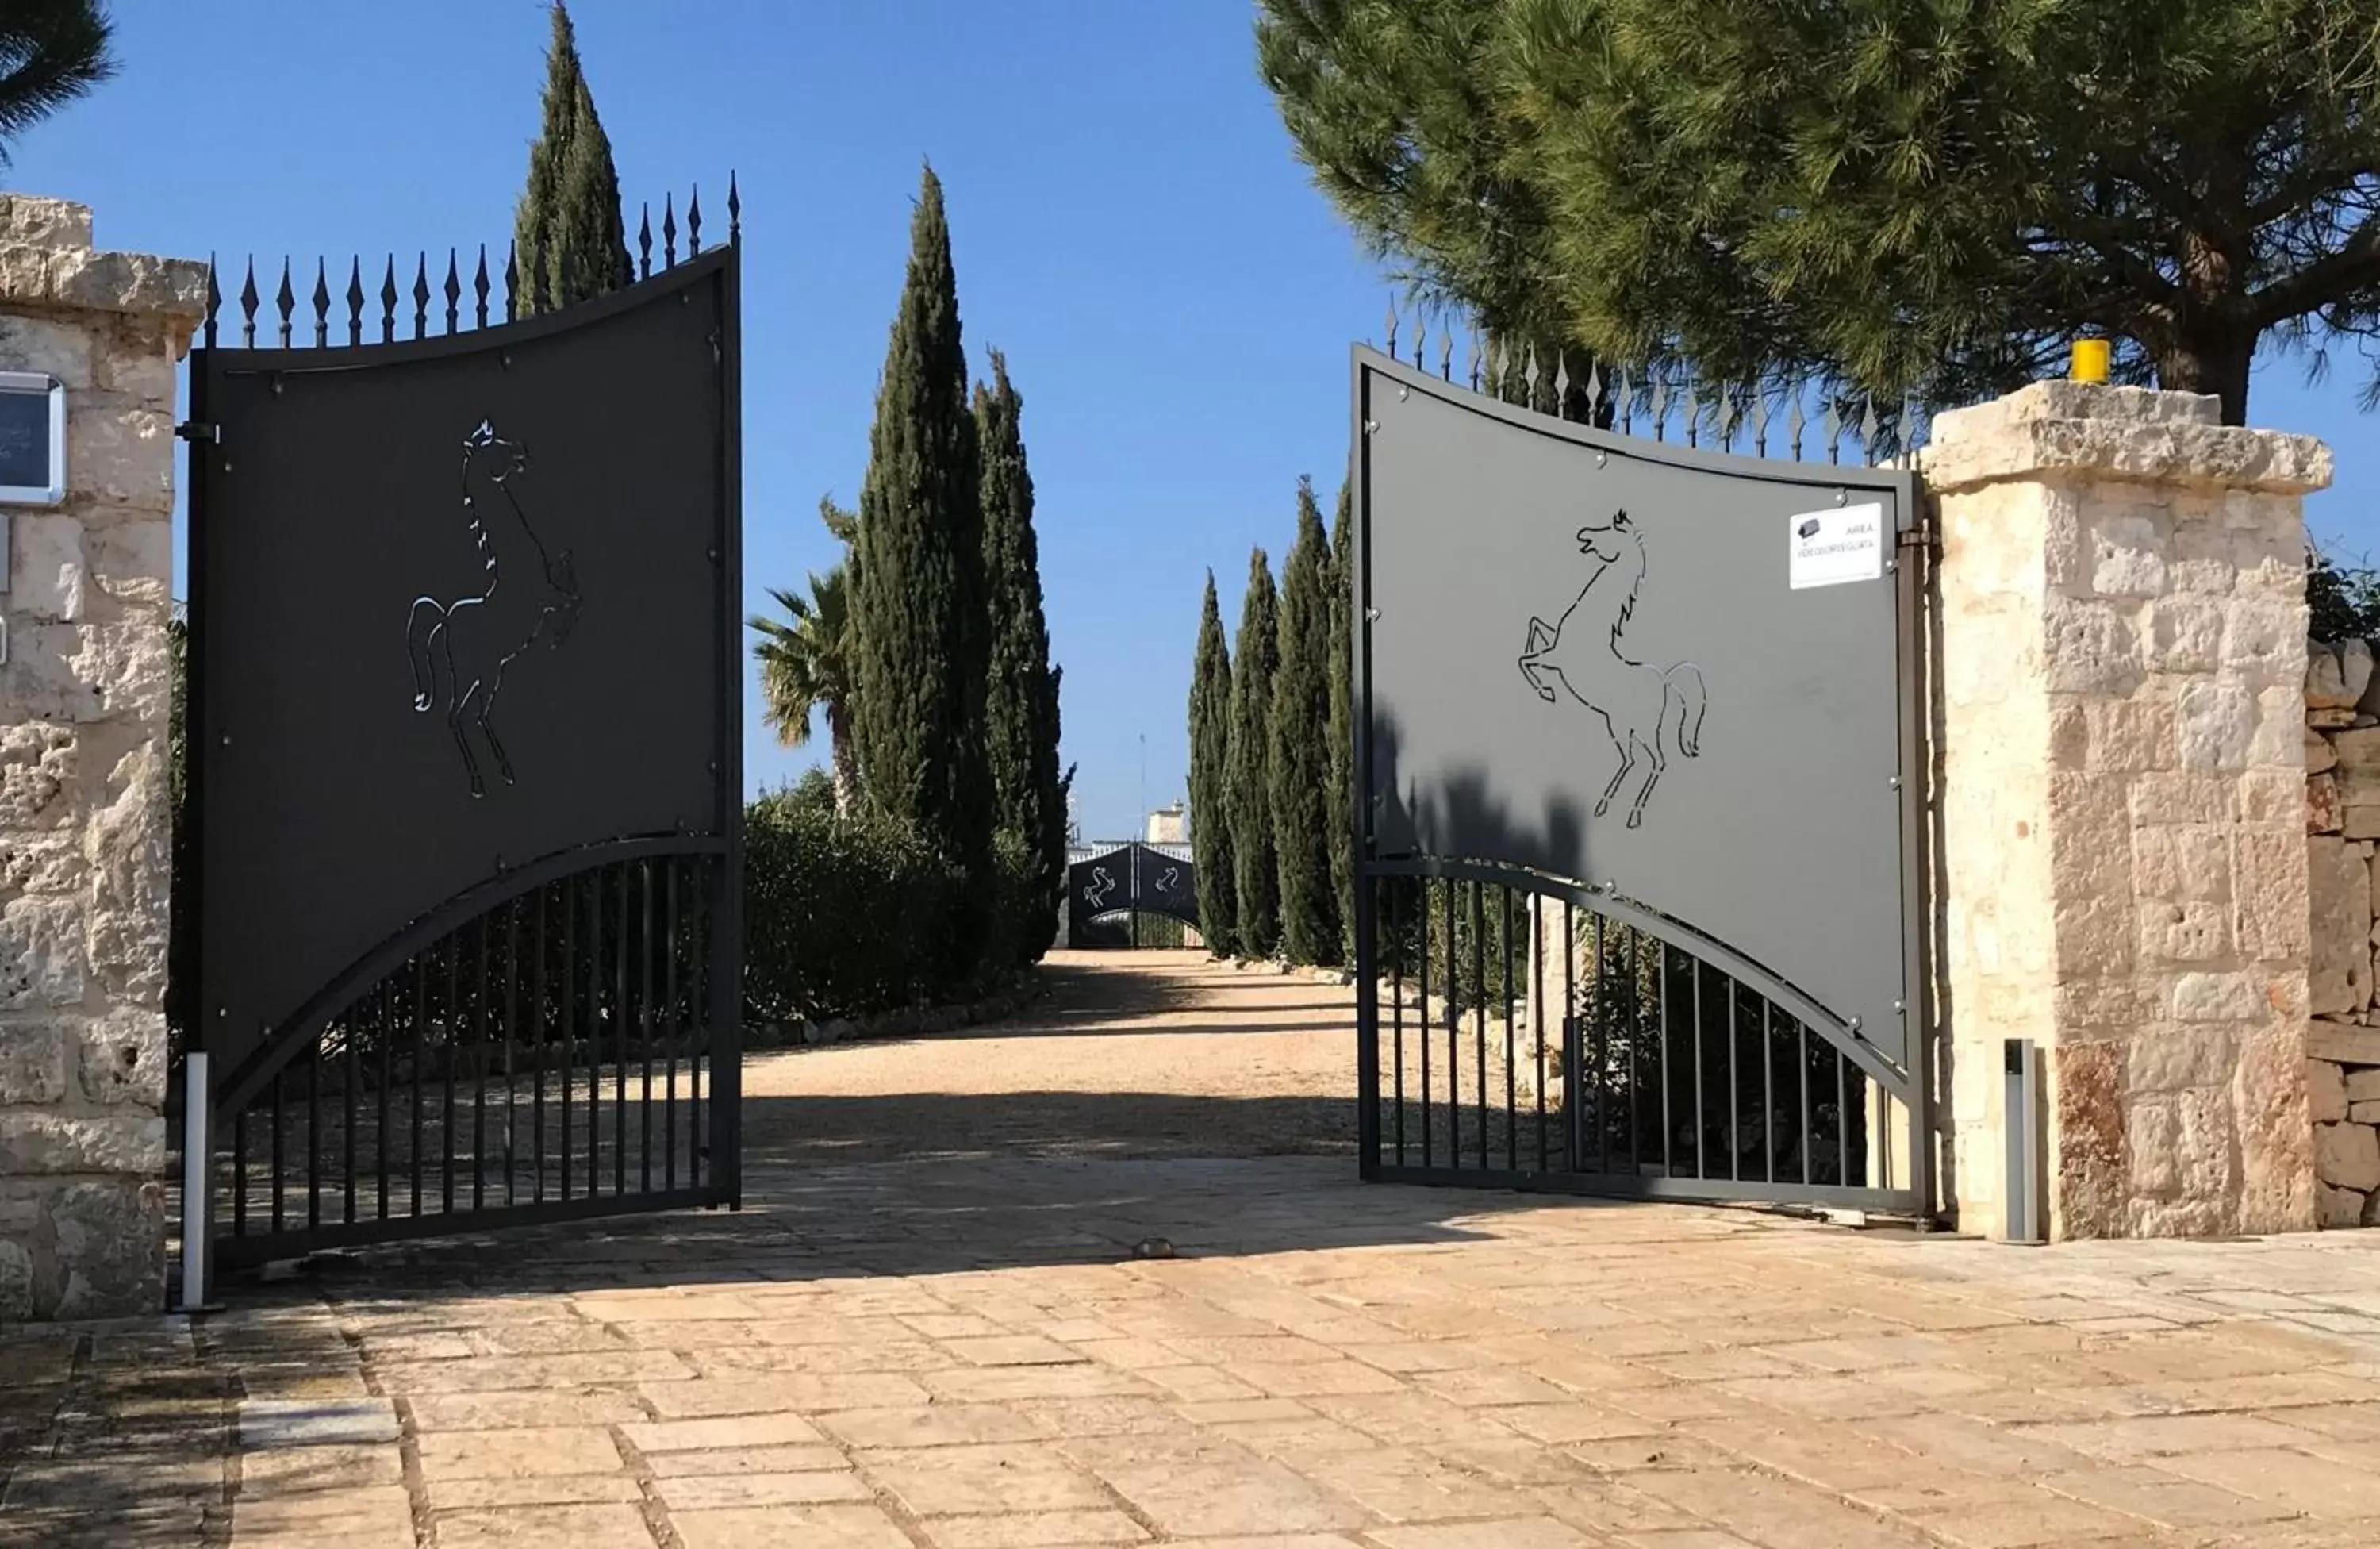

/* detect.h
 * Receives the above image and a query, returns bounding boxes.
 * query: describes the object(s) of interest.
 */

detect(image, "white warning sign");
[1788,502,1886,590]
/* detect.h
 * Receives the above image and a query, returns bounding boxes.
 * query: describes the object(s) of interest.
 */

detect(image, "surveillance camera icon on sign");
[1798,517,1821,539]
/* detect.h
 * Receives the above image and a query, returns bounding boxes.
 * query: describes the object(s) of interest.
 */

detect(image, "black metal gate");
[182,194,742,1278]
[1068,842,1198,945]
[1350,341,1932,1220]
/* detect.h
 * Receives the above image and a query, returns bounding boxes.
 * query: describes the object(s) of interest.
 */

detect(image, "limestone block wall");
[0,196,204,1319]
[1929,382,2329,1240]
[2300,636,2380,1226]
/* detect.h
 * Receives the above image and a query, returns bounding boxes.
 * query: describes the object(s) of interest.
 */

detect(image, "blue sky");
[16,2,2376,838]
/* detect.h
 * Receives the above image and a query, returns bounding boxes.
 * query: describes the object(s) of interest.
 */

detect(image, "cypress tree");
[1229,549,1282,959]
[1271,479,1338,965]
[975,350,1065,963]
[850,166,993,964]
[514,2,629,314]
[1326,478,1356,961]
[1188,574,1238,958]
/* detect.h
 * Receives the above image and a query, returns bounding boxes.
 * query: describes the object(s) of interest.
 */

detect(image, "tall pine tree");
[975,350,1065,963]
[1326,478,1356,962]
[514,2,629,314]
[851,166,994,962]
[1188,574,1238,959]
[1271,479,1338,965]
[1229,550,1283,959]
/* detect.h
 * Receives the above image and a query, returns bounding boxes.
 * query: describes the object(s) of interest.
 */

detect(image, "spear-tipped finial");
[727,171,741,245]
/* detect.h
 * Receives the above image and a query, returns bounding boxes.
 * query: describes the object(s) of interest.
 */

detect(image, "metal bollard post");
[180,1051,217,1311]
[2001,1038,2042,1243]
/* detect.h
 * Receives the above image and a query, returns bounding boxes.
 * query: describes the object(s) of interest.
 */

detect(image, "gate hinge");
[1896,524,1937,552]
[175,421,220,444]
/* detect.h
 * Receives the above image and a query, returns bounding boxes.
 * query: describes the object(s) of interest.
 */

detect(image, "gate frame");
[1347,346,1934,1223]
[180,244,745,1290]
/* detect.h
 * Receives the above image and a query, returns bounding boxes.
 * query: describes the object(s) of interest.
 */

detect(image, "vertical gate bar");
[1837,1046,1849,1186]
[690,858,707,1187]
[1597,912,1614,1176]
[505,898,520,1205]
[561,874,578,1201]
[1561,898,1576,1172]
[1390,879,1405,1167]
[1442,877,1457,1166]
[443,936,459,1213]
[472,914,489,1211]
[665,860,681,1191]
[624,861,633,1199]
[640,860,655,1193]
[532,886,547,1204]
[1658,944,1672,1176]
[1763,1001,1776,1183]
[271,1067,286,1233]
[1354,868,1381,1180]
[377,978,392,1220]
[1624,924,1640,1172]
[1503,886,1516,1171]
[412,954,427,1216]
[1418,880,1432,1169]
[1533,891,1547,1173]
[1690,960,1706,1178]
[1800,1019,1812,1185]
[232,1107,247,1237]
[306,1027,321,1228]
[1727,977,1741,1182]
[587,870,604,1194]
[1472,879,1487,1170]
[343,998,357,1226]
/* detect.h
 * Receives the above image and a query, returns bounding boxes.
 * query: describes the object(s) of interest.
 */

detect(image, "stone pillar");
[1929,382,2331,1240]
[0,197,204,1318]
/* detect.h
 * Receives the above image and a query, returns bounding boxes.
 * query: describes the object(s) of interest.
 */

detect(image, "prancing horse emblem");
[1516,509,1707,828]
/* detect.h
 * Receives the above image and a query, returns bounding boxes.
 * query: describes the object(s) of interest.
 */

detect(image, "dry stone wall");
[0,196,204,1318]
[2301,635,2380,1226]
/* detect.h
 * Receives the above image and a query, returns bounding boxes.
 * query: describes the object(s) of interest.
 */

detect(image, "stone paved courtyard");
[7,954,2380,1548]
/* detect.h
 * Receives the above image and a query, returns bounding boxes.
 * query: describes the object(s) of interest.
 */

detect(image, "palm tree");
[0,2,116,164]
[750,498,861,813]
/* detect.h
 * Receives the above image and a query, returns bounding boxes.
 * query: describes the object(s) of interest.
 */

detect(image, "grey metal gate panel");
[183,236,743,1274]
[1356,350,1917,1075]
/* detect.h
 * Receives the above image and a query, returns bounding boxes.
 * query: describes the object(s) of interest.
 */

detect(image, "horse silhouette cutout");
[1084,864,1119,911]
[405,420,583,798]
[1517,509,1707,828]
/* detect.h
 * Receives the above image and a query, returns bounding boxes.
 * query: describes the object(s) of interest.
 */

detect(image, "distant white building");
[1144,802,1187,844]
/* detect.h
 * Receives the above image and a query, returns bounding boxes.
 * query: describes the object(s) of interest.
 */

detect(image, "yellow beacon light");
[2071,337,2110,384]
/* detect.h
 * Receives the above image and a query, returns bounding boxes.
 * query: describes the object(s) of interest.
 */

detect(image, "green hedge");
[743,784,1043,1024]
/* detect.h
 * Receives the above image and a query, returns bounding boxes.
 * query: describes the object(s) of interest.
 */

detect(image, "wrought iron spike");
[274,258,295,348]
[1649,363,1670,442]
[1585,360,1604,427]
[1438,324,1453,383]
[1858,394,1880,466]
[638,203,653,281]
[1681,371,1701,448]
[1553,352,1572,419]
[239,256,259,348]
[1787,377,1807,459]
[1524,346,1541,406]
[1751,382,1771,457]
[1466,323,1482,393]
[412,252,430,341]
[1384,296,1399,362]
[727,171,741,245]
[1412,313,1426,375]
[442,249,461,335]
[344,256,364,347]
[662,193,678,269]
[1822,392,1843,464]
[310,257,330,348]
[203,254,220,350]
[1615,363,1633,436]
[504,240,519,324]
[473,244,490,330]
[378,256,397,345]
[687,184,702,257]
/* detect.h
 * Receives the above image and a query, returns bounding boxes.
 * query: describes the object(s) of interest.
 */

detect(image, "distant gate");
[182,192,743,1279]
[1349,343,1930,1218]
[1067,842,1199,945]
